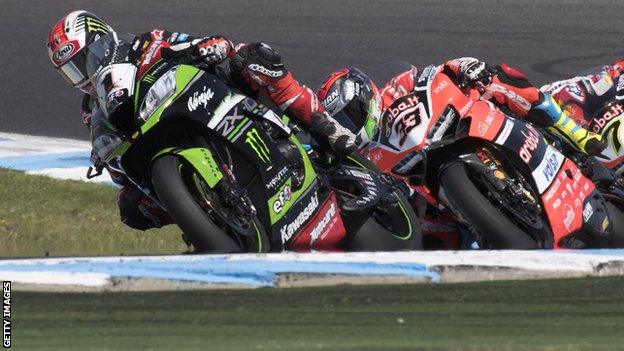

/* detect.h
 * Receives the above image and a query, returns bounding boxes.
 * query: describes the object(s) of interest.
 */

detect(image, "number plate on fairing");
[381,93,429,150]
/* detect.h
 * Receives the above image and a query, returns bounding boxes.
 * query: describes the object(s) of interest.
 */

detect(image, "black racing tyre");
[151,155,270,253]
[607,201,624,248]
[439,162,538,249]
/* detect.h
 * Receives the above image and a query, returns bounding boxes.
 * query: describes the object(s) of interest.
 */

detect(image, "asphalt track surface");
[2,0,624,140]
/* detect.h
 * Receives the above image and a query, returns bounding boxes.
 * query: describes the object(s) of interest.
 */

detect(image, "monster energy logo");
[86,17,109,34]
[143,74,156,84]
[245,128,270,163]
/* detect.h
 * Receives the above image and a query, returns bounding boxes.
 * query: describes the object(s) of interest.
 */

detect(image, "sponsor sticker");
[280,191,319,244]
[272,184,292,214]
[53,43,75,64]
[563,204,575,231]
[519,124,540,163]
[187,86,215,112]
[532,146,564,194]
[582,202,594,222]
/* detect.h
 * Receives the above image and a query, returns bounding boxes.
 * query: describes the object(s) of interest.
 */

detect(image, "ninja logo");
[187,86,215,112]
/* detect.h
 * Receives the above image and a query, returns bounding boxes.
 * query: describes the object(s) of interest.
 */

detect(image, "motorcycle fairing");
[273,180,346,250]
[289,192,346,251]
[465,104,605,245]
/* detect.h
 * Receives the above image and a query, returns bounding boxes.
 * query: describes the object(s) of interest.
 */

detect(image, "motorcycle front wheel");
[439,162,540,249]
[151,155,270,253]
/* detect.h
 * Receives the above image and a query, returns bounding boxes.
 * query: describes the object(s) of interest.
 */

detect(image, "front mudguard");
[150,147,224,188]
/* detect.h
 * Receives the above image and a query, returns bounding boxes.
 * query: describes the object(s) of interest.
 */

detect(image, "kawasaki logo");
[245,128,270,163]
[54,43,74,63]
[187,86,215,112]
[309,202,336,244]
[280,192,319,243]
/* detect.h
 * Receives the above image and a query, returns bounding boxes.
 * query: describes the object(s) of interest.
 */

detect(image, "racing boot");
[530,93,606,155]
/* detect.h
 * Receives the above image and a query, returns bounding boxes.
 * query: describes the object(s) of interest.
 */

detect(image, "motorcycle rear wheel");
[439,162,539,249]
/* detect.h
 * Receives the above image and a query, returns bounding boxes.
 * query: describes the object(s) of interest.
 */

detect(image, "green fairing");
[152,147,224,188]
[139,65,201,134]
[104,141,131,163]
[267,134,317,224]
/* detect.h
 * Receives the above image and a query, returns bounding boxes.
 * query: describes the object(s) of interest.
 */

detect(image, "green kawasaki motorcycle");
[85,34,420,253]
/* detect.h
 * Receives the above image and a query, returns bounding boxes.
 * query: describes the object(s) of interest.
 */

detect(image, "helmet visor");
[56,50,90,91]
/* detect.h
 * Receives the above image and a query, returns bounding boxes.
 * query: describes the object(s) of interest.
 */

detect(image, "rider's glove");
[192,36,233,65]
[457,58,497,88]
[89,149,105,171]
[310,112,358,158]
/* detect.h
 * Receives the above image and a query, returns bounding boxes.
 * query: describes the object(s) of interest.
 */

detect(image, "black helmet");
[317,67,382,146]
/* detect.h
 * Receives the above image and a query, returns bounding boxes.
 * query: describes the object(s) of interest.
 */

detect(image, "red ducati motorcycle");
[365,64,624,249]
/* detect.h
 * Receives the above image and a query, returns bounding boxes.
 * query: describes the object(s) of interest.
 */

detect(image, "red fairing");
[539,159,596,248]
[290,192,346,251]
[379,66,418,110]
[610,58,624,75]
[467,100,506,141]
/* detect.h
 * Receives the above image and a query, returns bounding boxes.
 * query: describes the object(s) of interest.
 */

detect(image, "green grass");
[14,277,624,350]
[0,169,186,257]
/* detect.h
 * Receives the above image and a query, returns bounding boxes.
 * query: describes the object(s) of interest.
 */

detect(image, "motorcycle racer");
[317,58,607,248]
[47,10,356,231]
[541,59,624,169]
[541,59,624,127]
